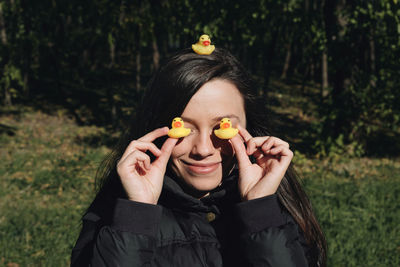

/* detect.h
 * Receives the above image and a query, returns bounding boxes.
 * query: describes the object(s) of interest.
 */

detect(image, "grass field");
[1,108,399,266]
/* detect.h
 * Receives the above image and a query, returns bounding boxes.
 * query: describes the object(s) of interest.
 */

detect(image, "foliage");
[0,0,399,156]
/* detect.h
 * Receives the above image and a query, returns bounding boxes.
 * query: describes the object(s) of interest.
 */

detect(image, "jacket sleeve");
[71,198,162,267]
[233,194,317,267]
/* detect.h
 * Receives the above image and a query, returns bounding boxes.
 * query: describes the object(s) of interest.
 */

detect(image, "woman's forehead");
[181,79,246,124]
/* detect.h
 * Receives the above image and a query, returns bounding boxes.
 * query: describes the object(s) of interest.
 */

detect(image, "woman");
[71,47,326,266]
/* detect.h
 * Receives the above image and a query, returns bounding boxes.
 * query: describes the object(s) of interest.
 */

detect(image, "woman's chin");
[183,176,222,198]
[170,164,225,198]
[192,179,221,192]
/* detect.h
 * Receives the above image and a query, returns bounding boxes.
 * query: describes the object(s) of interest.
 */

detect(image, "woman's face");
[169,79,246,197]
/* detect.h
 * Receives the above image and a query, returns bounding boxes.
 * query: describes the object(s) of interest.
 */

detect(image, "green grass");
[296,157,400,266]
[1,109,399,266]
[0,109,109,266]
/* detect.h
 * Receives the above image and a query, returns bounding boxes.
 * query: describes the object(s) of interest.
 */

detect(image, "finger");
[143,156,151,170]
[246,136,270,155]
[263,146,293,171]
[237,124,253,142]
[128,150,151,166]
[229,135,252,167]
[136,161,146,173]
[268,145,294,158]
[120,142,161,165]
[138,127,169,142]
[118,150,151,173]
[253,149,263,160]
[262,137,289,152]
[152,138,178,170]
[120,140,162,162]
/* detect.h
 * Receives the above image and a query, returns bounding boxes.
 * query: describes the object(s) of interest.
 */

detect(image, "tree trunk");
[136,52,141,91]
[321,0,331,99]
[280,41,292,80]
[135,21,142,91]
[20,0,31,99]
[262,27,280,95]
[108,31,117,126]
[109,35,115,68]
[0,3,7,45]
[152,32,160,71]
[0,2,11,106]
[369,28,376,87]
[321,50,329,98]
[23,72,29,99]
[310,61,315,81]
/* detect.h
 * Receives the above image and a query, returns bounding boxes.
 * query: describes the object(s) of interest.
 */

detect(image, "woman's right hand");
[116,127,178,205]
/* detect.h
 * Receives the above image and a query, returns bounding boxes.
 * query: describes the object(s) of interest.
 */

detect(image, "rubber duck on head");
[192,34,215,55]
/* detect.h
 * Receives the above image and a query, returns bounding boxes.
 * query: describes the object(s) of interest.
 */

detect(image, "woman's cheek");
[211,135,234,157]
[171,135,194,157]
[222,140,234,156]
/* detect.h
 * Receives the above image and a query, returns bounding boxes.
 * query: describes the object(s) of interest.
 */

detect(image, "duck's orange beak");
[222,123,230,129]
[174,121,182,128]
[202,40,210,46]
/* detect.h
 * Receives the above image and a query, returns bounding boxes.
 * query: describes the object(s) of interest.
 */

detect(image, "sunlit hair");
[92,47,326,266]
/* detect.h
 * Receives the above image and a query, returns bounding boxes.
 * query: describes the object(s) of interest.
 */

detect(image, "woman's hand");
[117,127,178,205]
[230,125,293,201]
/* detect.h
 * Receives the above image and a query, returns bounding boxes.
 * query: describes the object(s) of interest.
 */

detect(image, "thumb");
[153,137,178,170]
[230,135,252,168]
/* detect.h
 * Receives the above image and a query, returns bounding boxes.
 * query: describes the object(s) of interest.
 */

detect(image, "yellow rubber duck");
[168,117,191,138]
[192,34,215,55]
[214,118,238,139]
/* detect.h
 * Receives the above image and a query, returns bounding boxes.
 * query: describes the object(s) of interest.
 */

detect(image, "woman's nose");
[192,132,215,157]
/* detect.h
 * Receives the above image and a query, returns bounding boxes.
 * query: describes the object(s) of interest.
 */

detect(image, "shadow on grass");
[0,123,17,136]
[266,108,318,155]
[365,130,400,157]
[74,129,120,149]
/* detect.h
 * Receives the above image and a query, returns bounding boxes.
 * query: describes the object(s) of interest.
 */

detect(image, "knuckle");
[130,140,139,146]
[284,141,290,147]
[132,150,142,156]
[272,136,280,142]
[248,138,256,146]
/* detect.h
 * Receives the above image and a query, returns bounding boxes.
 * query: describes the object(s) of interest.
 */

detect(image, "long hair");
[90,48,326,266]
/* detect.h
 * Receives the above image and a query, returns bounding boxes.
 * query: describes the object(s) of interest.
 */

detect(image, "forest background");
[0,0,399,266]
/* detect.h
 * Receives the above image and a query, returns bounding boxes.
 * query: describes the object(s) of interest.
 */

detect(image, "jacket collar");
[159,169,240,214]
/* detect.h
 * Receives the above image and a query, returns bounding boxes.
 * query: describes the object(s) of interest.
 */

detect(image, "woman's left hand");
[230,125,293,201]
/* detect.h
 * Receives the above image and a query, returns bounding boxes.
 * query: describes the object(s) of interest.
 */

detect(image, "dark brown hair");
[91,47,326,266]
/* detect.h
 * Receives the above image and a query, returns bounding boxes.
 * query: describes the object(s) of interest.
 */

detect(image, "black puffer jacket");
[71,171,318,266]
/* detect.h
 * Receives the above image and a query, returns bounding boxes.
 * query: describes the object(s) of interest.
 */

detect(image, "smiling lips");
[182,161,220,174]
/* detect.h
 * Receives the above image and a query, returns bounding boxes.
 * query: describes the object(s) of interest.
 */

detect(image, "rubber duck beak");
[174,121,182,127]
[222,123,230,129]
[202,40,210,46]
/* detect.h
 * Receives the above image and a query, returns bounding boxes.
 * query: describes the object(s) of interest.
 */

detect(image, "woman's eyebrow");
[214,115,240,122]
[180,116,196,124]
[181,114,240,124]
